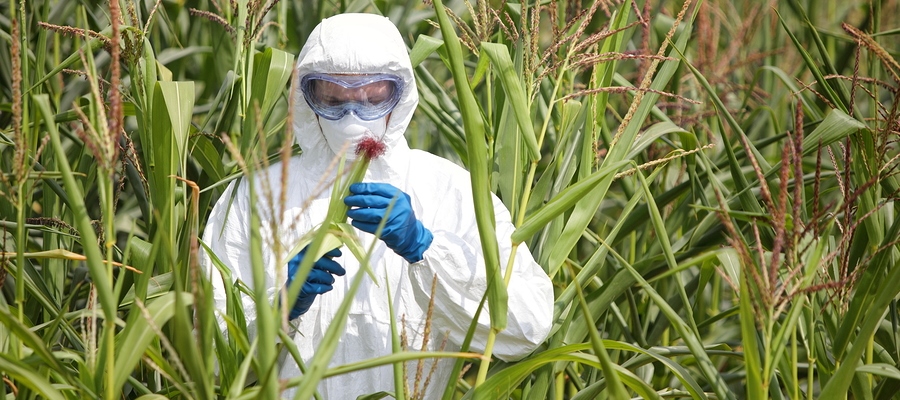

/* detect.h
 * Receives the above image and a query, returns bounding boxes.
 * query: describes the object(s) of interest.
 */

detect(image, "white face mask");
[317,113,388,160]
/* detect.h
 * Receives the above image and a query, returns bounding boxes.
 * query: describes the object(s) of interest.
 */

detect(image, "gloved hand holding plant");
[344,182,433,263]
[287,247,345,319]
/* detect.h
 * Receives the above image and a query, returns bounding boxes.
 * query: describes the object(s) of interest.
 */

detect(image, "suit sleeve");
[200,181,272,340]
[408,190,553,361]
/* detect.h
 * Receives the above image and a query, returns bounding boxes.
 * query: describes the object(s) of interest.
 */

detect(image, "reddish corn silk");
[355,136,387,160]
[325,135,386,224]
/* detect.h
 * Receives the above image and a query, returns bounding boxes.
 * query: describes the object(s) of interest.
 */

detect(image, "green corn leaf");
[765,234,832,390]
[291,255,374,400]
[430,0,507,331]
[528,98,586,265]
[469,340,719,400]
[174,176,216,400]
[27,26,111,93]
[242,171,281,398]
[410,35,443,68]
[821,221,900,398]
[617,347,710,400]
[163,83,195,172]
[118,272,173,307]
[135,36,160,163]
[557,185,646,337]
[36,94,116,319]
[156,46,213,65]
[750,108,866,185]
[496,98,524,214]
[760,66,824,120]
[415,65,468,161]
[676,49,768,219]
[141,345,192,396]
[554,100,586,189]
[191,134,226,183]
[470,51,492,91]
[633,166,693,322]
[440,292,490,400]
[857,364,900,381]
[605,366,663,400]
[202,70,238,135]
[625,121,690,160]
[832,212,899,361]
[481,42,539,161]
[241,48,294,153]
[467,344,594,399]
[512,159,630,246]
[573,273,630,398]
[784,0,852,111]
[0,353,67,400]
[226,339,259,399]
[739,256,766,399]
[799,109,866,157]
[545,0,692,273]
[774,8,846,113]
[0,306,67,374]
[112,292,193,395]
[609,245,737,400]
[385,272,406,400]
[148,82,195,237]
[356,392,395,400]
[252,48,294,120]
[157,60,174,81]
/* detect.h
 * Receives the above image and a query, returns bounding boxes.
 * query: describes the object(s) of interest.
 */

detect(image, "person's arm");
[407,194,553,361]
[202,180,344,336]
[200,181,267,340]
[343,178,553,360]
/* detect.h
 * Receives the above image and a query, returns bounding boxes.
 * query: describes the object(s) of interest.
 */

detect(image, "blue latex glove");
[286,248,345,319]
[344,183,433,263]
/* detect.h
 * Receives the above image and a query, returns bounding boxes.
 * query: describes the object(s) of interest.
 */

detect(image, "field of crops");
[1,0,899,398]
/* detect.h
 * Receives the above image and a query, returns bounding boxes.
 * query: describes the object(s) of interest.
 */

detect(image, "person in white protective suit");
[201,13,553,399]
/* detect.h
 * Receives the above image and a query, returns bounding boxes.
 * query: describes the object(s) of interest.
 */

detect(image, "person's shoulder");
[407,149,470,181]
[214,156,305,202]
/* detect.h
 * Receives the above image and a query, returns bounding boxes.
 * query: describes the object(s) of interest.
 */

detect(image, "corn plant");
[1,0,899,399]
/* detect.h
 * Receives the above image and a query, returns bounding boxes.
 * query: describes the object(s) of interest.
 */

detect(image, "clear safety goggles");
[300,73,404,121]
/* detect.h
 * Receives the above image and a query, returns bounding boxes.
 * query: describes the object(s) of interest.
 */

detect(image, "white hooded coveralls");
[201,13,553,399]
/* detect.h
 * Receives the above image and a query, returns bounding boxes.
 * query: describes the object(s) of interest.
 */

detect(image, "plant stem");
[502,243,519,286]
[866,335,874,387]
[327,153,371,224]
[514,53,572,229]
[99,174,117,400]
[485,35,575,389]
[807,296,816,400]
[430,0,507,388]
[15,181,26,360]
[475,329,498,385]
[792,324,799,400]
[236,0,249,110]
[247,171,279,399]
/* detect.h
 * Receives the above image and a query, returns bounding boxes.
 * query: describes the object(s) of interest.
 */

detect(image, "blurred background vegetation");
[0,0,899,398]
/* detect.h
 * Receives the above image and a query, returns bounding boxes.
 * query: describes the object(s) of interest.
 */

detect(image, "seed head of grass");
[610,0,694,148]
[38,22,111,51]
[108,0,124,167]
[842,23,900,85]
[11,14,25,187]
[189,8,236,36]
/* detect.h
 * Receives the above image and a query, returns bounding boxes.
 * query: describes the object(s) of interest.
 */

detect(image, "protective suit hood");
[292,13,417,168]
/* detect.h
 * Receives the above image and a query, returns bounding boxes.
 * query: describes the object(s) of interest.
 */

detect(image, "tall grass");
[1,0,898,398]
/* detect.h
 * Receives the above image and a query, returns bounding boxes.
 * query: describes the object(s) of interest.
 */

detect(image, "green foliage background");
[0,0,899,398]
